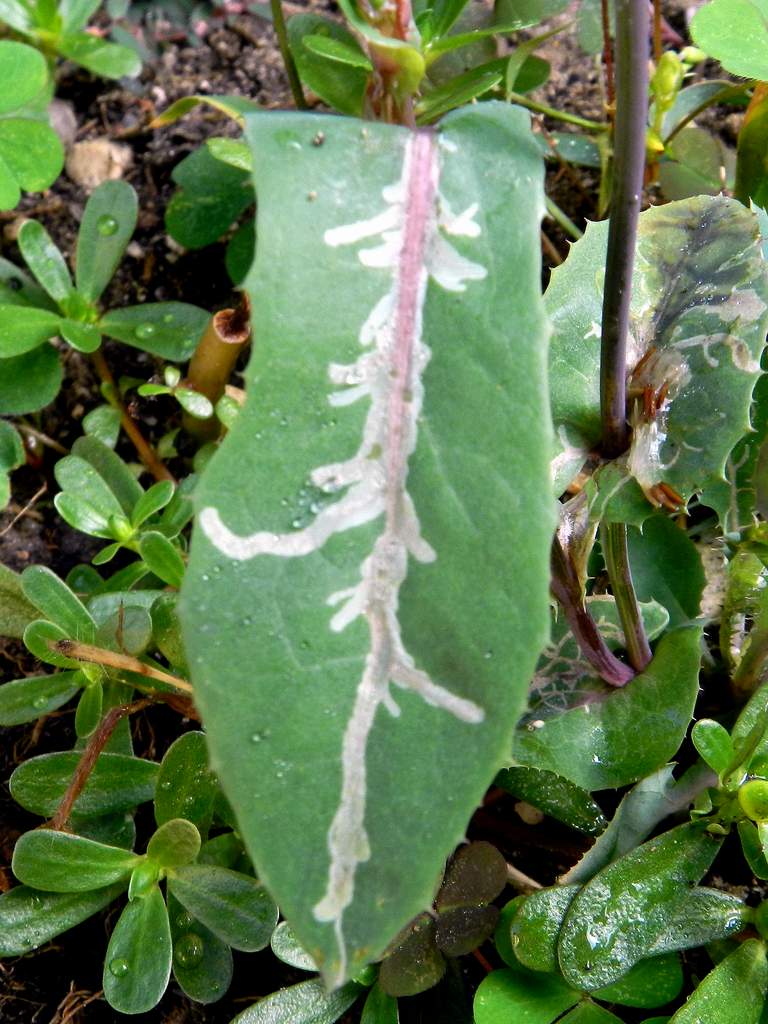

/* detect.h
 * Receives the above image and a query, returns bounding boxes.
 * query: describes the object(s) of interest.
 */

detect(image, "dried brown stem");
[91,349,174,483]
[52,639,194,694]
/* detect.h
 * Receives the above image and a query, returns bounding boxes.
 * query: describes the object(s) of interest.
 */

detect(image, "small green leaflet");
[548,196,768,519]
[181,104,553,985]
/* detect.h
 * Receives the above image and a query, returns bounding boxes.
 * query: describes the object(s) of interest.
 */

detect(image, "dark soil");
[0,1,753,1021]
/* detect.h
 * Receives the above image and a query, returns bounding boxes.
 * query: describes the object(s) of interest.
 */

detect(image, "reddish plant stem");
[91,349,174,483]
[652,0,662,62]
[601,0,615,109]
[48,698,152,831]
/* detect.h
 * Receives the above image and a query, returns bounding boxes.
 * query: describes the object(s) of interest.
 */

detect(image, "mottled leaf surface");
[181,104,553,984]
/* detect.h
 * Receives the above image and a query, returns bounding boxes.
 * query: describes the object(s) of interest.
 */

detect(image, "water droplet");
[176,912,194,930]
[30,894,43,908]
[483,649,493,660]
[242,616,253,626]
[109,957,130,978]
[250,730,270,743]
[175,932,204,968]
[160,779,172,790]
[279,416,288,427]
[163,313,174,323]
[299,639,310,650]
[97,215,118,236]
[134,323,156,341]
[32,695,48,709]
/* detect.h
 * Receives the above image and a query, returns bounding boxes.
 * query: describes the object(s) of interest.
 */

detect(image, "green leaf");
[691,0,768,80]
[0,117,63,210]
[627,513,705,627]
[231,978,363,1024]
[21,564,96,640]
[661,81,742,142]
[0,418,23,507]
[10,751,158,818]
[0,305,60,356]
[59,317,101,353]
[60,0,101,33]
[668,938,768,1023]
[516,628,702,789]
[559,1006,623,1024]
[415,60,504,124]
[74,679,103,738]
[168,863,278,952]
[165,143,254,249]
[75,180,137,303]
[360,983,399,1024]
[12,830,139,891]
[150,593,188,672]
[103,886,172,1014]
[378,913,446,996]
[302,33,372,69]
[70,435,143,517]
[54,454,126,527]
[151,93,259,129]
[692,719,734,776]
[271,920,319,970]
[226,217,256,285]
[659,126,734,202]
[139,531,185,588]
[510,885,580,972]
[176,386,214,419]
[155,731,217,836]
[206,136,253,172]
[83,404,121,447]
[737,88,768,207]
[495,766,607,835]
[132,479,174,527]
[0,40,48,114]
[0,670,80,725]
[592,954,684,1008]
[100,302,208,360]
[738,819,768,879]
[0,882,127,956]
[18,220,74,305]
[0,345,62,414]
[168,892,233,1004]
[0,562,40,637]
[473,968,579,1024]
[557,822,729,990]
[288,14,368,116]
[547,197,768,511]
[534,131,601,168]
[23,618,83,668]
[58,31,141,78]
[181,104,553,985]
[95,604,152,656]
[147,819,201,868]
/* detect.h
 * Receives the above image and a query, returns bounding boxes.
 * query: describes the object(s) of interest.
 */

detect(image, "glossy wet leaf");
[668,938,768,1023]
[95,604,152,656]
[168,864,278,951]
[68,435,143,517]
[12,830,139,891]
[75,180,137,303]
[495,766,607,836]
[738,820,768,879]
[23,618,83,668]
[558,823,728,990]
[103,885,172,1014]
[516,628,702,790]
[547,197,768,513]
[100,302,208,361]
[10,751,158,818]
[231,978,363,1024]
[0,670,80,725]
[181,104,554,986]
[473,968,579,1024]
[271,919,318,971]
[692,719,734,776]
[168,892,233,1004]
[74,680,103,738]
[592,954,683,1008]
[147,819,201,868]
[691,0,768,80]
[18,220,74,306]
[154,731,217,835]
[510,885,579,972]
[0,882,127,956]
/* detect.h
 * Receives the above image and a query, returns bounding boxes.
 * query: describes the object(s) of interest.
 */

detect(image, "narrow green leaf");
[0,305,60,355]
[558,823,727,990]
[82,404,121,447]
[75,180,137,303]
[230,978,363,1024]
[473,968,579,1024]
[53,492,112,538]
[155,731,217,836]
[0,882,126,956]
[168,864,278,952]
[0,345,62,415]
[9,751,158,818]
[132,480,174,527]
[559,1006,623,1024]
[645,887,748,957]
[287,14,368,116]
[182,103,553,986]
[60,0,101,33]
[12,830,139,891]
[70,435,143,516]
[206,137,253,172]
[74,680,103,738]
[21,564,96,640]
[592,954,683,1009]
[54,454,126,526]
[271,920,318,971]
[510,886,580,972]
[0,562,40,638]
[302,34,372,69]
[738,820,768,879]
[668,938,768,1023]
[58,31,141,78]
[139,531,185,588]
[59,318,101,353]
[360,983,399,1024]
[18,220,74,305]
[168,892,233,1004]
[0,670,80,725]
[495,766,607,836]
[100,302,208,360]
[691,719,735,776]
[515,628,702,790]
[23,618,83,668]
[103,886,172,1014]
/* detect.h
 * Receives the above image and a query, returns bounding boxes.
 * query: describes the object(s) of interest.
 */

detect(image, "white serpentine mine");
[200,130,488,983]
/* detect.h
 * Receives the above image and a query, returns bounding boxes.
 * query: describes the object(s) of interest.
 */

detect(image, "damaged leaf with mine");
[181,102,554,985]
[547,196,768,521]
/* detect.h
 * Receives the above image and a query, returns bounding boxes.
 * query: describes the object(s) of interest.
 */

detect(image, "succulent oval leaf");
[667,937,768,1024]
[0,882,126,956]
[181,104,554,985]
[547,196,768,517]
[0,345,62,415]
[0,670,81,725]
[231,978,364,1024]
[473,967,579,1024]
[103,885,172,1014]
[75,180,137,303]
[167,892,233,1004]
[12,830,140,891]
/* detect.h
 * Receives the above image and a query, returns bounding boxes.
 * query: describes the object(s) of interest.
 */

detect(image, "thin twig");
[51,639,194,694]
[652,0,662,63]
[16,423,68,455]
[0,482,47,538]
[507,91,610,132]
[545,196,584,241]
[541,230,563,266]
[600,522,652,671]
[506,862,543,892]
[90,350,174,483]
[48,699,152,830]
[601,0,615,108]
[269,0,307,110]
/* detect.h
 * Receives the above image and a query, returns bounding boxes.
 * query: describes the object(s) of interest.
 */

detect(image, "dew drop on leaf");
[32,696,47,709]
[135,323,156,341]
[97,215,118,236]
[176,912,194,930]
[109,957,130,978]
[174,932,204,967]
